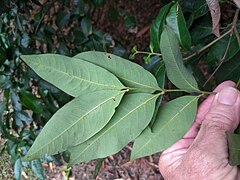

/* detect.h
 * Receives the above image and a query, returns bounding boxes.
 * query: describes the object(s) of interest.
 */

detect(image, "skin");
[159,81,240,180]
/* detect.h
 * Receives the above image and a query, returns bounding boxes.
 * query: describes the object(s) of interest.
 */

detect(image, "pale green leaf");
[24,90,125,161]
[21,54,124,97]
[160,26,199,90]
[131,95,199,160]
[68,93,159,166]
[74,51,160,92]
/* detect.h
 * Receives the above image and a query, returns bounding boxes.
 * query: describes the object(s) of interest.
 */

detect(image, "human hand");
[159,81,240,180]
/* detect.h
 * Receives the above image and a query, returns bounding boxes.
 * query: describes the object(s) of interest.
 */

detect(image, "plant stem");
[183,28,232,61]
[203,8,240,87]
[163,89,217,95]
[127,87,216,95]
[128,87,162,91]
[134,51,162,57]
[237,78,240,90]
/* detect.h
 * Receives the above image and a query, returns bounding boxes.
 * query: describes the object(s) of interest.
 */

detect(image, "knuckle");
[203,109,235,131]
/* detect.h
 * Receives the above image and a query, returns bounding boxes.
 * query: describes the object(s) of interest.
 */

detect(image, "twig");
[34,3,52,34]
[203,8,240,87]
[234,26,240,48]
[143,159,159,169]
[237,78,240,89]
[183,29,232,61]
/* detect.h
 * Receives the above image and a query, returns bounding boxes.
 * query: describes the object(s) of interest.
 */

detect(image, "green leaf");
[24,90,125,161]
[209,33,239,62]
[68,93,158,166]
[160,26,199,90]
[151,62,165,127]
[131,95,199,160]
[21,54,124,97]
[190,15,212,44]
[56,11,70,28]
[31,160,45,180]
[14,158,22,180]
[81,17,92,36]
[93,159,104,178]
[74,51,159,92]
[227,132,240,166]
[215,52,240,83]
[179,0,208,21]
[19,90,43,114]
[124,15,137,29]
[150,3,172,52]
[166,3,191,50]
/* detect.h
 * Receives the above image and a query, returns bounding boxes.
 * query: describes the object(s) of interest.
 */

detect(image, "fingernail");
[217,87,238,105]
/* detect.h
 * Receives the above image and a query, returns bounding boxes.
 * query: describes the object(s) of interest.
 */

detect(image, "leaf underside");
[74,51,159,92]
[68,93,158,166]
[160,26,199,91]
[131,95,199,160]
[21,54,124,97]
[24,90,125,161]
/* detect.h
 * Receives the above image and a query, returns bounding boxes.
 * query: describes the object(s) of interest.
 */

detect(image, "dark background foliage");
[0,0,239,179]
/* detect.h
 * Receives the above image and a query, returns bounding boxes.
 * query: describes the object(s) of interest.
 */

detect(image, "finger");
[184,81,236,139]
[189,87,240,159]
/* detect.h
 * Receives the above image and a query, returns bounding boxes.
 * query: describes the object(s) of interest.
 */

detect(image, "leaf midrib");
[30,61,123,90]
[27,91,124,158]
[77,56,159,90]
[165,30,198,90]
[133,96,198,157]
[70,94,159,163]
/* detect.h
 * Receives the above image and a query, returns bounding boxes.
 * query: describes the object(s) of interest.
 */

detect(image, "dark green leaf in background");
[190,15,212,44]
[68,93,158,166]
[209,33,240,63]
[124,15,136,29]
[179,0,209,27]
[81,17,93,36]
[56,11,71,28]
[227,132,240,166]
[215,52,240,83]
[160,26,198,90]
[31,160,45,180]
[131,95,199,160]
[74,51,160,92]
[21,54,124,97]
[19,90,43,114]
[14,158,22,180]
[150,3,172,52]
[166,2,192,50]
[147,59,166,127]
[24,90,125,161]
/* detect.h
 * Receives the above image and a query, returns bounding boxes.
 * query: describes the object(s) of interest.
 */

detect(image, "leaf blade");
[74,51,160,92]
[166,3,191,50]
[131,95,199,160]
[150,3,172,52]
[227,132,240,166]
[21,54,124,97]
[24,90,125,161]
[160,26,199,90]
[68,93,158,166]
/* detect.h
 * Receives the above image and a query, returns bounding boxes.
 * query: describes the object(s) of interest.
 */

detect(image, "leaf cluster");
[21,25,204,166]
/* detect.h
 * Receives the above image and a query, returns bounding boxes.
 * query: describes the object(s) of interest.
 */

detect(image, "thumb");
[190,87,240,155]
[202,87,240,133]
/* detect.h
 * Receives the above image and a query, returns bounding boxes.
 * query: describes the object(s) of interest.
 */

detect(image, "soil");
[45,146,163,180]
[92,0,162,52]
